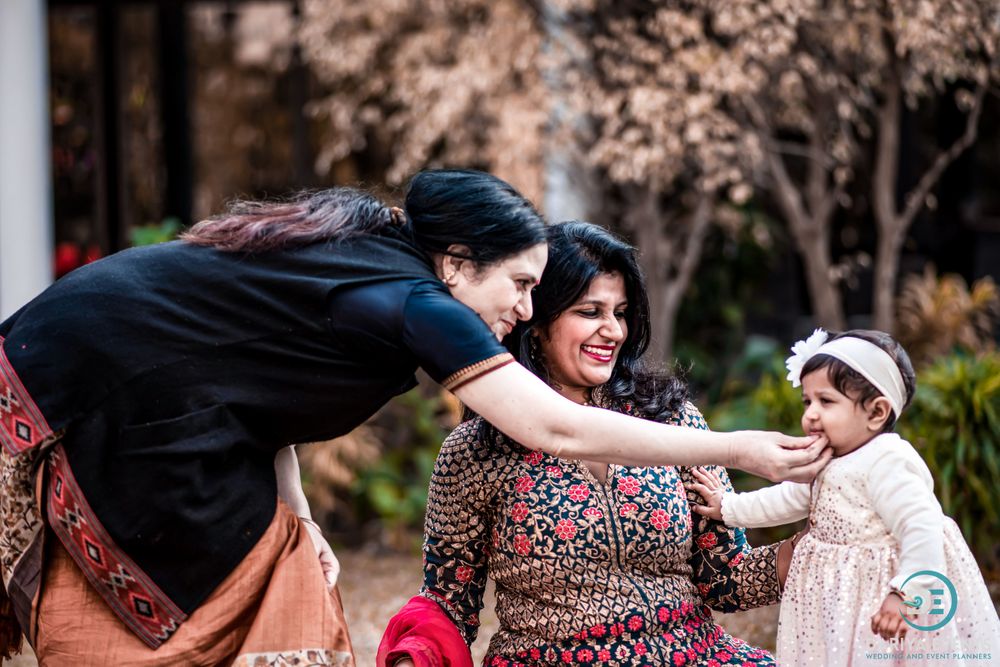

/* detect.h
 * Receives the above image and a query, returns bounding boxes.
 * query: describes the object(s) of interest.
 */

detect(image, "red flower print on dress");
[545,465,563,478]
[510,501,530,523]
[672,650,687,666]
[627,615,644,631]
[529,648,541,660]
[567,484,590,502]
[610,622,625,636]
[650,508,671,530]
[560,650,573,663]
[707,660,721,667]
[635,642,648,656]
[515,475,534,494]
[513,534,532,555]
[582,507,603,520]
[617,476,641,495]
[589,623,606,637]
[524,450,543,465]
[696,532,718,549]
[729,551,744,567]
[716,650,732,662]
[575,649,594,663]
[597,649,611,662]
[455,565,474,583]
[555,519,577,540]
[657,607,670,623]
[697,583,710,597]
[619,502,638,517]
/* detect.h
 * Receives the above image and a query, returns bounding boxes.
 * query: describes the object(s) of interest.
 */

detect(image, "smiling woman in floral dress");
[379,222,802,667]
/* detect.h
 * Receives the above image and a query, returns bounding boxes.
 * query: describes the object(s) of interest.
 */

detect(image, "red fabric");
[377,595,473,667]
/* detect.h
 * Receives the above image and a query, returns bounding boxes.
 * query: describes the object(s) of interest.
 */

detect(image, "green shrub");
[352,389,449,546]
[706,339,802,437]
[130,217,182,246]
[899,351,1000,567]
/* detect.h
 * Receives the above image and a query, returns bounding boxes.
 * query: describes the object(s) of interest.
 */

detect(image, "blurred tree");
[732,0,998,333]
[299,0,548,204]
[300,0,998,357]
[561,0,999,336]
[188,4,303,219]
[555,2,762,360]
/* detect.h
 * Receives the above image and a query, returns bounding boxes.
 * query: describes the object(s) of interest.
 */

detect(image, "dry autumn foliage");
[896,266,1000,367]
[300,0,999,354]
[558,0,999,334]
[298,427,382,529]
[300,0,548,204]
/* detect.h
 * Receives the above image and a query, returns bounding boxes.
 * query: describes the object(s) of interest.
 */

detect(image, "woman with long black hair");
[0,171,826,665]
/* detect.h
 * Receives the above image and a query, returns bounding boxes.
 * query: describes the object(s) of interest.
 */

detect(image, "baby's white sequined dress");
[721,433,1000,666]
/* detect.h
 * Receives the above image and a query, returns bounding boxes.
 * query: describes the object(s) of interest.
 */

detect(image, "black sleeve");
[402,281,513,390]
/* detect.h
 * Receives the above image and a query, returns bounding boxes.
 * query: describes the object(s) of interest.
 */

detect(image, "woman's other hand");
[734,432,832,483]
[686,467,725,521]
[870,592,911,641]
[301,517,341,589]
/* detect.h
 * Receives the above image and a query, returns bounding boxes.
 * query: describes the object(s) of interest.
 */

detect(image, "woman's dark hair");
[181,188,396,253]
[471,221,688,453]
[404,169,547,266]
[800,329,916,433]
[181,170,546,265]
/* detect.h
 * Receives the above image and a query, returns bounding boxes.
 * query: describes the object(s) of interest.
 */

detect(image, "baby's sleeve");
[720,481,812,528]
[867,445,945,602]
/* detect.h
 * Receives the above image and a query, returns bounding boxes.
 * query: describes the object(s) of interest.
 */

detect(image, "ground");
[2,548,780,666]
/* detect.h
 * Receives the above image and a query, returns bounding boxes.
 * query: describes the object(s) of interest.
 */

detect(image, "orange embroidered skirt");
[33,501,354,666]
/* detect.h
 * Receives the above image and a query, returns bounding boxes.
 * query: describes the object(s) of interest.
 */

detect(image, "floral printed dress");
[418,402,780,666]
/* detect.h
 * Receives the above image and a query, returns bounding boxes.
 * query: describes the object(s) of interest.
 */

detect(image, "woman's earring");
[528,334,542,364]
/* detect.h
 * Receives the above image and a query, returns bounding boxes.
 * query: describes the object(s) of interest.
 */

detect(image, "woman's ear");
[432,245,469,285]
[438,244,474,285]
[866,396,893,432]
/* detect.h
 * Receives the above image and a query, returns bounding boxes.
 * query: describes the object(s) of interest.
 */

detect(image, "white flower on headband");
[785,328,828,387]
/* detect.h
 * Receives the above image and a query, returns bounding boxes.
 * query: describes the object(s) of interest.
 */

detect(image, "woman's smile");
[581,344,615,363]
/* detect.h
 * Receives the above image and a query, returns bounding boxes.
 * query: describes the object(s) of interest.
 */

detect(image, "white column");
[0,0,53,320]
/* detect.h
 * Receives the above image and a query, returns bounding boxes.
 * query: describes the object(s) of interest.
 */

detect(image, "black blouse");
[0,227,512,643]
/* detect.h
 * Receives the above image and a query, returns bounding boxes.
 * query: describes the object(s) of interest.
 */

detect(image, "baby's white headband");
[785,329,906,417]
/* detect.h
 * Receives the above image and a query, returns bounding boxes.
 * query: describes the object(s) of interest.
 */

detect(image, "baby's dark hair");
[800,329,916,433]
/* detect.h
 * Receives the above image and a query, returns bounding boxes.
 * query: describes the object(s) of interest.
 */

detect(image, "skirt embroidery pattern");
[46,444,186,648]
[0,336,53,458]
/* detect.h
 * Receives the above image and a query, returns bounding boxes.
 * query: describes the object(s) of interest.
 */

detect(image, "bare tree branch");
[899,83,987,228]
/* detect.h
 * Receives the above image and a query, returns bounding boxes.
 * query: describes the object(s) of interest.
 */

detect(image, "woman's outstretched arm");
[454,362,831,483]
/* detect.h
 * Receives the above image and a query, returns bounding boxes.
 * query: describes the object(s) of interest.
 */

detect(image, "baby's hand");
[870,592,912,642]
[685,466,725,521]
